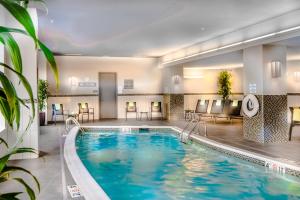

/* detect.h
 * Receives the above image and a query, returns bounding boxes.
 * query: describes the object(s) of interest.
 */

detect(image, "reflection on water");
[77,130,300,200]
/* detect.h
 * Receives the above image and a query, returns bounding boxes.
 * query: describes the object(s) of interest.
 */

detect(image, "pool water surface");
[76,128,300,200]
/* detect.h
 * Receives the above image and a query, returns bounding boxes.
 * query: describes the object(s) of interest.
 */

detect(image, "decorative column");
[243,45,288,143]
[162,65,184,121]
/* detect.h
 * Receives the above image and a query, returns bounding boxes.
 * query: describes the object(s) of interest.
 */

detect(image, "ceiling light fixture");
[162,25,300,65]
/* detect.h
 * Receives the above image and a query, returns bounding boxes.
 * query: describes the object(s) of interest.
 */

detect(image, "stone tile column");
[243,45,288,143]
[162,65,184,121]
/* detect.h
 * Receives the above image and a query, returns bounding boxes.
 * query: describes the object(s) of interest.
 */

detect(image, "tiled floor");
[3,119,300,199]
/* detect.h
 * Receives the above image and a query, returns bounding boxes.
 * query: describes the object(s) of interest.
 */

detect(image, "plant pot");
[39,112,46,126]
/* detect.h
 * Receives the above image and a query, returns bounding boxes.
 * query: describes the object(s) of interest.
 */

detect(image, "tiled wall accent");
[263,95,288,143]
[243,95,288,143]
[243,95,265,143]
[163,94,171,120]
[169,94,184,120]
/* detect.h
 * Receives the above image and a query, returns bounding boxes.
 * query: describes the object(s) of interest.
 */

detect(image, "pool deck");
[3,119,300,199]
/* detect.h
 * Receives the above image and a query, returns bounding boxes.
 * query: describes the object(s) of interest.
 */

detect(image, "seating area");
[185,99,243,123]
[126,101,163,120]
[51,102,94,124]
[289,107,300,141]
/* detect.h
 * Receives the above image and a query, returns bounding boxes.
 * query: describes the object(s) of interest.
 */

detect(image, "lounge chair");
[78,103,94,123]
[194,100,210,119]
[210,100,225,123]
[227,100,243,123]
[150,102,163,120]
[125,102,138,120]
[52,104,65,125]
[289,107,300,141]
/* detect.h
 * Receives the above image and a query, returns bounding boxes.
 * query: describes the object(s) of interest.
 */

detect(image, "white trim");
[64,127,110,200]
[64,125,300,199]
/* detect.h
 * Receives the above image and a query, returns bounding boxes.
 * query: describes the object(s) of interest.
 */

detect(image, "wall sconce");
[172,75,181,85]
[271,61,281,78]
[69,76,78,87]
[294,72,300,82]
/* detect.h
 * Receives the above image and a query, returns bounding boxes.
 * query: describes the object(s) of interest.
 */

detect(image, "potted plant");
[38,79,49,126]
[217,71,232,100]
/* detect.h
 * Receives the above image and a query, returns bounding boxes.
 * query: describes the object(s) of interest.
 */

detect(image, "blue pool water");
[76,128,300,200]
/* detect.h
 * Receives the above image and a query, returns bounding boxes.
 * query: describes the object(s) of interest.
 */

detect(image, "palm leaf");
[0,137,8,148]
[0,147,36,172]
[0,63,35,120]
[0,32,22,73]
[38,41,59,88]
[0,71,20,128]
[0,94,13,127]
[0,0,37,44]
[13,178,35,200]
[2,166,40,192]
[0,26,60,88]
[0,192,22,200]
[0,26,27,35]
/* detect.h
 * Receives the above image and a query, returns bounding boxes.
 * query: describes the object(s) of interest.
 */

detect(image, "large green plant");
[0,0,59,199]
[38,80,48,112]
[217,71,232,100]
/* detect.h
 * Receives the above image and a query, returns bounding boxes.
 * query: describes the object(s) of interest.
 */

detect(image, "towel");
[293,108,300,121]
[55,104,60,111]
[232,100,238,107]
[200,100,206,105]
[216,100,222,106]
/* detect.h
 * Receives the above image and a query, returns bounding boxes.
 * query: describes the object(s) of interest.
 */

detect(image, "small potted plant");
[217,71,232,101]
[38,79,49,126]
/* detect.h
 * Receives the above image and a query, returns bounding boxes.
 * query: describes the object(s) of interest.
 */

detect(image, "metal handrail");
[65,117,85,134]
[180,115,207,143]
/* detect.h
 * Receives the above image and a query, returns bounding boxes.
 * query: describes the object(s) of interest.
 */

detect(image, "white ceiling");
[38,0,300,57]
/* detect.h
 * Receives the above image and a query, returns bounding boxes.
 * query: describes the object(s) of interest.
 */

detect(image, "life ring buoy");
[242,94,259,118]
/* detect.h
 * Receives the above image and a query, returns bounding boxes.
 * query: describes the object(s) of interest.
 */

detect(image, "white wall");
[263,45,287,95]
[287,47,300,93]
[48,56,162,95]
[183,68,243,94]
[243,45,264,95]
[47,56,163,119]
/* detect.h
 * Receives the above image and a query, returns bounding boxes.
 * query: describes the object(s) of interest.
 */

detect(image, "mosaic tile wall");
[163,94,184,121]
[243,95,265,143]
[263,95,288,143]
[243,95,288,143]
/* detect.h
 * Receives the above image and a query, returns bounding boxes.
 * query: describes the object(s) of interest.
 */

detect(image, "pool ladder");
[180,117,207,143]
[65,117,85,134]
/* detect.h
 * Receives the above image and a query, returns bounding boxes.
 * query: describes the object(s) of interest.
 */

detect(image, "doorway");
[98,72,117,119]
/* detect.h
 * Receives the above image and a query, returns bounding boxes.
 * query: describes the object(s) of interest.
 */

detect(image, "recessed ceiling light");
[200,27,205,31]
[50,19,54,23]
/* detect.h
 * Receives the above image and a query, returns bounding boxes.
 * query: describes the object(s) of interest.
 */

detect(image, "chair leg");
[81,114,83,123]
[88,114,89,122]
[126,112,127,121]
[93,113,94,122]
[289,124,293,141]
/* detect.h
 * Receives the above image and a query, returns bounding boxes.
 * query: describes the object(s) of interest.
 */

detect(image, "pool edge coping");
[64,126,111,200]
[64,125,300,199]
